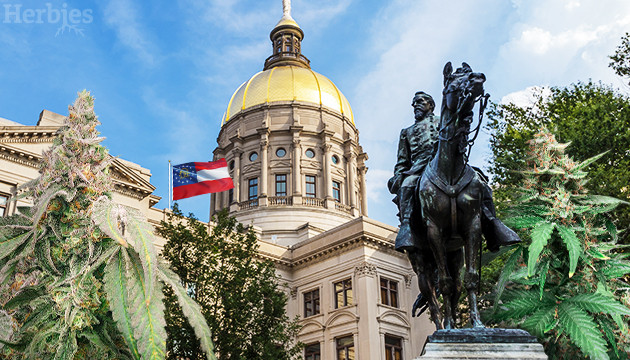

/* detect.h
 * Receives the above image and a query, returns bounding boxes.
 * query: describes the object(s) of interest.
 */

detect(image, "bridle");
[437,80,490,166]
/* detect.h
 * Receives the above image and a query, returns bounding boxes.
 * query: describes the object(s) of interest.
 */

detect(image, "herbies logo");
[2,3,93,36]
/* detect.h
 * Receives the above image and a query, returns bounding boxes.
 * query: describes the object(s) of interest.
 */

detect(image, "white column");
[347,151,357,212]
[322,143,334,208]
[259,138,269,206]
[292,137,302,204]
[358,164,368,216]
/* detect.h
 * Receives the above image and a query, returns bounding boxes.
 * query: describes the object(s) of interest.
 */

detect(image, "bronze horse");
[415,62,487,329]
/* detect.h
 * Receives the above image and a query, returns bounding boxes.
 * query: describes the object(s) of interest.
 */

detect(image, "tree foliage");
[610,32,630,85]
[489,130,630,360]
[486,81,630,243]
[0,91,215,360]
[158,205,301,360]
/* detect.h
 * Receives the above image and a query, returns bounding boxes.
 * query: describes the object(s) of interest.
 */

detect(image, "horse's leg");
[447,248,464,327]
[408,250,442,329]
[463,208,484,328]
[426,219,454,329]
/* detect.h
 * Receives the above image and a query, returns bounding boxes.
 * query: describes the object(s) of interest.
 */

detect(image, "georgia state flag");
[172,159,234,200]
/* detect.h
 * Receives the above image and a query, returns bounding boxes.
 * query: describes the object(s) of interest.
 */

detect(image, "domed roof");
[222,65,354,126]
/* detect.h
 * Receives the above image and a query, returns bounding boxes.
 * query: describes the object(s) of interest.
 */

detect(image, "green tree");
[485,81,630,243]
[0,91,215,360]
[489,129,630,360]
[610,32,630,84]
[158,205,301,360]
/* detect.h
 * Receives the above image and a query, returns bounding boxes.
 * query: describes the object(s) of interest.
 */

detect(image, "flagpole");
[168,160,172,210]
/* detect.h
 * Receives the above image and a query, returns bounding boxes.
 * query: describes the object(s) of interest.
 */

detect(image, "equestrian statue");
[388,62,521,329]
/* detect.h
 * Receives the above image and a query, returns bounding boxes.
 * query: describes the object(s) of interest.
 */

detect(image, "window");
[249,152,258,161]
[385,335,403,360]
[305,175,316,198]
[303,289,320,317]
[0,194,8,217]
[305,343,321,360]
[332,181,341,202]
[380,278,399,308]
[332,154,339,164]
[336,336,354,360]
[334,279,353,308]
[305,148,315,158]
[248,178,258,200]
[276,174,287,196]
[229,160,235,170]
[228,188,234,204]
[276,147,286,157]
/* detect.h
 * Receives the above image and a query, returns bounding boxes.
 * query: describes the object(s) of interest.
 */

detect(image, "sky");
[1,0,629,226]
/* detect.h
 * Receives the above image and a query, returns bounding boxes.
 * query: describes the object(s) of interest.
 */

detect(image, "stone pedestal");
[417,328,548,360]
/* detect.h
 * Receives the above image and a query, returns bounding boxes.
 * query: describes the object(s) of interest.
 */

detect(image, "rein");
[437,90,490,167]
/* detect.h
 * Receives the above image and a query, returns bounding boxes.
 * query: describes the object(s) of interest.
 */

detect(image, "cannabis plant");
[0,91,216,360]
[490,129,630,360]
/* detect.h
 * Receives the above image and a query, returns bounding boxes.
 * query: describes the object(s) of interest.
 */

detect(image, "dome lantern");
[264,0,310,70]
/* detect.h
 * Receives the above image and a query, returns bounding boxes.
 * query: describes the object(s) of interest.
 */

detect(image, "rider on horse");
[387,91,520,255]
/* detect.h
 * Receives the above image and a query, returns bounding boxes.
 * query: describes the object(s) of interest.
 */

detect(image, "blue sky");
[1,0,629,226]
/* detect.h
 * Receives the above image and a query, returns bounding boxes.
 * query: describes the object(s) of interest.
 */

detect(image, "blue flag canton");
[173,163,197,187]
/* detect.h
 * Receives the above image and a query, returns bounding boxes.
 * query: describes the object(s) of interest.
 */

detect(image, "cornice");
[0,144,42,168]
[261,233,402,270]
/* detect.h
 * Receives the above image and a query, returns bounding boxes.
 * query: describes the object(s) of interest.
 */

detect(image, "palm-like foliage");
[0,91,216,360]
[490,129,630,360]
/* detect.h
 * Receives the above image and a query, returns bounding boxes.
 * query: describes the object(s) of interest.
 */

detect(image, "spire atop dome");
[282,0,292,19]
[264,0,310,70]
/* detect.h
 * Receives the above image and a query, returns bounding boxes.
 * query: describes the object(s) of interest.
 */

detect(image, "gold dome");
[222,65,354,126]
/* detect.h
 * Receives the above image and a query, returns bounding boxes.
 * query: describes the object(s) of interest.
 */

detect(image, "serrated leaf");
[0,232,30,263]
[157,263,217,360]
[587,248,610,260]
[504,215,545,229]
[91,198,128,247]
[602,261,630,279]
[539,259,549,300]
[576,194,629,207]
[521,305,557,337]
[568,293,630,316]
[558,302,608,360]
[591,204,623,215]
[597,318,619,359]
[574,151,608,171]
[104,249,140,360]
[3,285,46,310]
[493,246,522,312]
[126,250,166,360]
[557,225,582,277]
[498,291,545,319]
[528,222,555,276]
[126,215,159,306]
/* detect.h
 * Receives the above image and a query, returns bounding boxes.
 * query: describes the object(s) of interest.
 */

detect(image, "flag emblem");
[172,159,234,200]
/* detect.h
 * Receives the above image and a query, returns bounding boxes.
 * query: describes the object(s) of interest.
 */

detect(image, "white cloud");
[500,86,551,107]
[104,0,157,65]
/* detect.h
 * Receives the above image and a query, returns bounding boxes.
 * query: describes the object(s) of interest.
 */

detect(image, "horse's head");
[442,62,486,115]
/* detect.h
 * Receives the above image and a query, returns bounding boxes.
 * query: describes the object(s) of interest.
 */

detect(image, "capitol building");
[0,3,433,359]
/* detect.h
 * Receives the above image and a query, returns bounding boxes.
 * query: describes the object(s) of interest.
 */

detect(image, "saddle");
[422,164,477,251]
